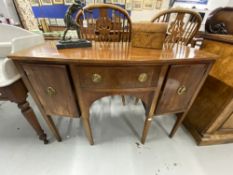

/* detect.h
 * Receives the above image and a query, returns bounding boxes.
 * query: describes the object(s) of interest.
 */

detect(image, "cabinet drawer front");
[156,64,207,114]
[76,66,162,89]
[23,64,78,117]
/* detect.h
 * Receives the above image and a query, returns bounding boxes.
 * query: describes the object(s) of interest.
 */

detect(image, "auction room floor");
[0,96,232,175]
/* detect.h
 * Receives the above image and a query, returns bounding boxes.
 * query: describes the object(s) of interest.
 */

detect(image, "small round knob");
[177,85,187,95]
[92,73,102,83]
[138,73,148,83]
[46,87,56,97]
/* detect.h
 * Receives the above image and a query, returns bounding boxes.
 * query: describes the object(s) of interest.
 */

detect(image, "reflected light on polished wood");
[9,41,217,145]
[9,41,216,63]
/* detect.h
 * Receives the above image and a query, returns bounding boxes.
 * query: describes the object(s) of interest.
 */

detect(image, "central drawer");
[75,66,162,89]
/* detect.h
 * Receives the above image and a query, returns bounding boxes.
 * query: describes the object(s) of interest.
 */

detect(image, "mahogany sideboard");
[184,34,233,145]
[9,41,216,145]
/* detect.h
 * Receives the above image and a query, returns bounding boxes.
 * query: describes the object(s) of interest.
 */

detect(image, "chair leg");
[134,98,140,105]
[169,113,185,138]
[141,117,153,144]
[121,95,126,106]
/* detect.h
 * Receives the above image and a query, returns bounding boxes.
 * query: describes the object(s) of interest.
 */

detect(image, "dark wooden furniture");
[205,7,233,34]
[151,8,202,46]
[0,79,48,144]
[9,41,216,145]
[184,34,233,145]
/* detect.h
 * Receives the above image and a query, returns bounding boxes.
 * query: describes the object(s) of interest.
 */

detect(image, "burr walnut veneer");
[9,41,216,145]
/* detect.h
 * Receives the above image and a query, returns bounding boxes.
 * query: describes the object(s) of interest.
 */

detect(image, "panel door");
[23,64,78,117]
[156,64,207,114]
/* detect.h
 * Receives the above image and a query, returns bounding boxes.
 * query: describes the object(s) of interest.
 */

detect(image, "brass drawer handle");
[92,73,102,83]
[177,85,187,95]
[46,87,56,97]
[0,92,2,96]
[138,73,148,83]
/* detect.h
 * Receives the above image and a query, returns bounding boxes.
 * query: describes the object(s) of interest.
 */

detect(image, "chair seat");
[0,58,20,87]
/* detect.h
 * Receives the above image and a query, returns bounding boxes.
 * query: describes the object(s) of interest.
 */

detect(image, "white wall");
[130,0,232,22]
[131,0,170,22]
[0,0,231,25]
[227,0,233,6]
[130,1,173,22]
[174,0,230,9]
[173,0,232,31]
[0,0,20,24]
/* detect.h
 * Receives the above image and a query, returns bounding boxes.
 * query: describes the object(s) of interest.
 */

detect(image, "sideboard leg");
[43,115,62,142]
[169,113,185,138]
[121,96,126,106]
[141,117,153,144]
[17,100,49,144]
[82,110,94,145]
[134,98,140,105]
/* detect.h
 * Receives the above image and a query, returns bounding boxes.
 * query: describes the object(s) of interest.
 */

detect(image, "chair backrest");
[151,8,202,46]
[76,3,132,42]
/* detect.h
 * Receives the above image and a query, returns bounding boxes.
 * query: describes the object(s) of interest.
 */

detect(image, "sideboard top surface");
[9,41,217,64]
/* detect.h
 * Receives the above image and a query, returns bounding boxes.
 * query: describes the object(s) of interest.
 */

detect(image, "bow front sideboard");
[9,41,216,145]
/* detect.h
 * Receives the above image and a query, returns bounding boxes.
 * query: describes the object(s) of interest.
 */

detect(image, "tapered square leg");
[121,95,126,106]
[169,113,185,138]
[44,115,62,142]
[135,98,140,105]
[83,117,94,145]
[141,117,153,144]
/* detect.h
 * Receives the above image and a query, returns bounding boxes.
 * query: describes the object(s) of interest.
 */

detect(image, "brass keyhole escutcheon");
[46,87,56,97]
[92,73,102,83]
[177,85,187,95]
[138,73,148,83]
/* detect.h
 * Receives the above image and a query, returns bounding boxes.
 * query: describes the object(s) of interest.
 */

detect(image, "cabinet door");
[156,64,207,114]
[23,64,78,117]
[221,113,233,130]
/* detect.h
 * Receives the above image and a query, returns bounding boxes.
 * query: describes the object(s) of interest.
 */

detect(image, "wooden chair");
[76,3,132,105]
[134,8,202,106]
[76,3,132,42]
[151,8,202,46]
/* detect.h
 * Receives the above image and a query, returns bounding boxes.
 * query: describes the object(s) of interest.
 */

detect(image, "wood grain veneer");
[184,34,233,145]
[9,41,216,145]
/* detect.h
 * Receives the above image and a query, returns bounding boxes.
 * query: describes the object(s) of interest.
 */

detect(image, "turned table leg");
[17,99,49,144]
[6,79,49,144]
